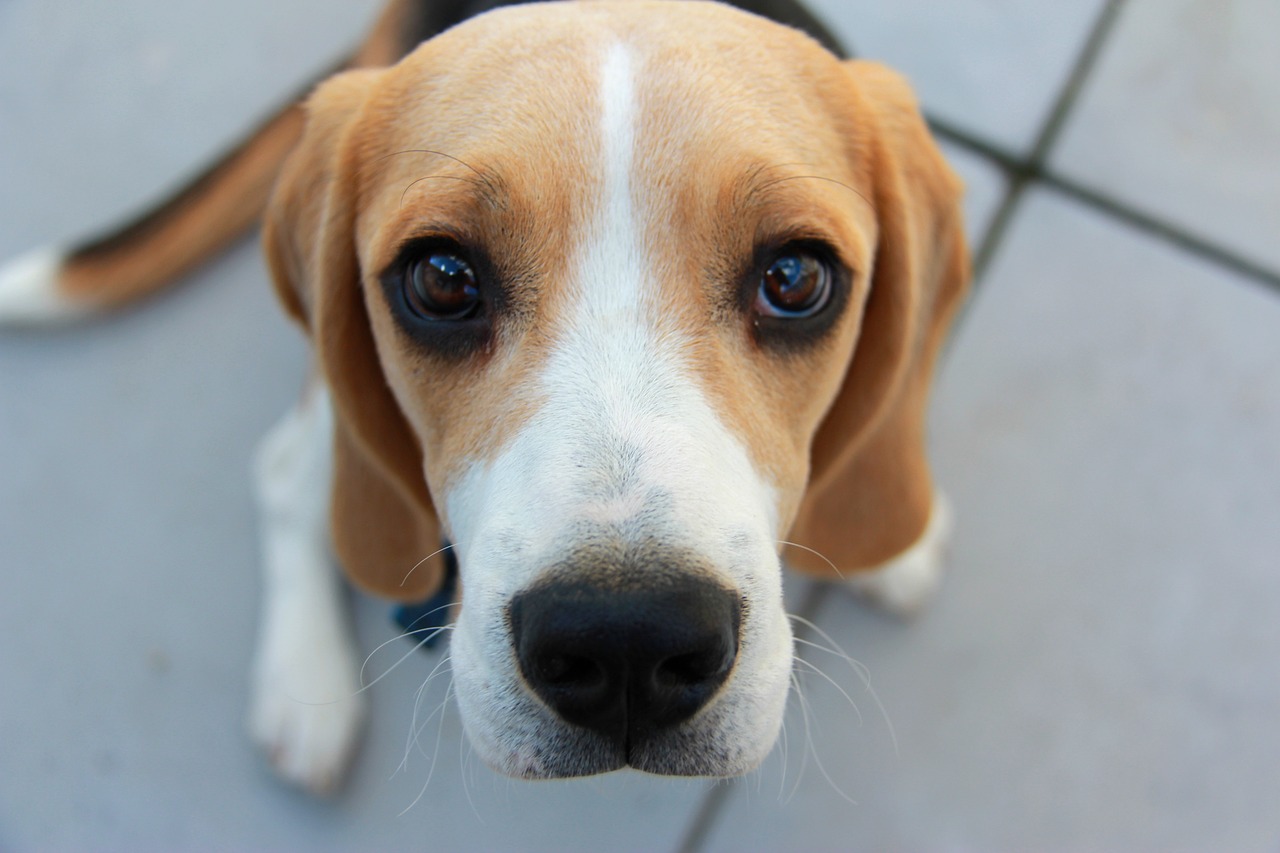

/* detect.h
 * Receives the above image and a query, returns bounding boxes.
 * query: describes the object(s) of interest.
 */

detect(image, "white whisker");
[790,666,858,806]
[787,670,815,804]
[460,694,482,821]
[400,542,459,588]
[793,656,863,726]
[359,625,453,695]
[399,663,456,815]
[789,613,898,756]
[792,635,870,686]
[776,539,845,579]
[398,600,458,633]
[776,707,790,802]
[399,653,454,775]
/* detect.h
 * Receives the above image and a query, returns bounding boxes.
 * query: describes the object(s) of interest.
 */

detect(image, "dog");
[0,0,967,794]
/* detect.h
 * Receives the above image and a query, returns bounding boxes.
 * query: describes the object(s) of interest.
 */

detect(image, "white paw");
[0,246,89,326]
[248,626,367,796]
[848,492,954,618]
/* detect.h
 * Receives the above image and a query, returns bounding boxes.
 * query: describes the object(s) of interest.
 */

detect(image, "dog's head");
[263,0,967,778]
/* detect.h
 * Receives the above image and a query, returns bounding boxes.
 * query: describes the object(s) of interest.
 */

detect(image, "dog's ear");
[785,61,970,578]
[263,70,445,602]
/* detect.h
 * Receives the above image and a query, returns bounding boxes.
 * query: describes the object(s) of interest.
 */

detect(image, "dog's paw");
[248,631,367,796]
[0,247,90,326]
[847,492,954,618]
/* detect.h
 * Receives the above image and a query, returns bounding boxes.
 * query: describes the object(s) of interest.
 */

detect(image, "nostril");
[655,633,735,687]
[535,653,603,688]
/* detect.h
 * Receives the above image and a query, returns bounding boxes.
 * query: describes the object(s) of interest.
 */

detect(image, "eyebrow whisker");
[381,148,487,179]
[381,148,506,210]
[753,174,873,210]
[399,174,490,207]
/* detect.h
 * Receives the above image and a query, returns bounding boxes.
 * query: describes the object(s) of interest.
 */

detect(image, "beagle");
[0,0,968,794]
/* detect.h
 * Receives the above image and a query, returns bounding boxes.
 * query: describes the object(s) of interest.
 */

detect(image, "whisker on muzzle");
[782,672,815,804]
[400,670,457,816]
[776,604,904,806]
[359,620,454,694]
[406,654,455,764]
[787,613,898,757]
[394,600,458,635]
[792,653,864,727]
[400,541,460,589]
[787,664,858,807]
[776,539,846,579]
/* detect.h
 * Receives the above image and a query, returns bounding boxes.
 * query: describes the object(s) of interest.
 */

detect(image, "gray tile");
[0,0,381,255]
[703,190,1280,850]
[807,0,1107,154]
[940,139,1007,247]
[1051,0,1280,274]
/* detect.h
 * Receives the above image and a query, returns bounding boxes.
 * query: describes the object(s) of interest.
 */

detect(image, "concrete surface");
[2,0,1277,849]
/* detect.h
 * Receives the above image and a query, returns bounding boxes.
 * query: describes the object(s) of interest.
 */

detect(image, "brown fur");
[263,69,445,600]
[785,62,970,575]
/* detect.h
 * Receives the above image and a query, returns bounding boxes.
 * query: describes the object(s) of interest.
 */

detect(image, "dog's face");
[364,5,871,777]
[265,1,966,779]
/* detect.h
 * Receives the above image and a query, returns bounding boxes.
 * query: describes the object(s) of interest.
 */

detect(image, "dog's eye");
[756,250,832,318]
[403,251,481,320]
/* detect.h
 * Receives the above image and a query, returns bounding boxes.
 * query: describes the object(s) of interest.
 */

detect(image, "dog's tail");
[0,0,427,326]
[0,102,308,326]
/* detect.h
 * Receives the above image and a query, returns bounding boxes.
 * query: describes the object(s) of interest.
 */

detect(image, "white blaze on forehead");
[588,41,642,323]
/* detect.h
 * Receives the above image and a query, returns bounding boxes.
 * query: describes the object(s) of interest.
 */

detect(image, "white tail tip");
[0,247,91,326]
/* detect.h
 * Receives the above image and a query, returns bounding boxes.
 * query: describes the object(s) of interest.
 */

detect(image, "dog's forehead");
[359,1,862,196]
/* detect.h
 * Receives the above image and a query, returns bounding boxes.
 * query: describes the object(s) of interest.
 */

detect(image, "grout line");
[675,581,833,853]
[926,115,1023,176]
[1037,171,1280,295]
[968,174,1024,283]
[675,780,735,853]
[1027,0,1129,165]
[927,116,1280,297]
[970,0,1129,281]
[935,0,1131,343]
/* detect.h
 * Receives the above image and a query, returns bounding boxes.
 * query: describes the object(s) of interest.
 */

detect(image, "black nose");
[509,572,741,748]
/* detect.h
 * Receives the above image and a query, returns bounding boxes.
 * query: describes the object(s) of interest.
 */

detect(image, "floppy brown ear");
[784,60,970,578]
[263,70,445,602]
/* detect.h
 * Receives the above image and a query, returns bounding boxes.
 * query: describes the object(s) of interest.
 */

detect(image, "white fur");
[848,491,954,617]
[0,247,92,325]
[442,43,793,778]
[247,386,365,795]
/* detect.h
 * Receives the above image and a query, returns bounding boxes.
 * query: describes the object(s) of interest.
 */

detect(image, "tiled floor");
[1,1,1277,849]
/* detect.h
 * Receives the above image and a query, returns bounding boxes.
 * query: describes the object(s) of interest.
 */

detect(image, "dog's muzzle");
[508,568,741,758]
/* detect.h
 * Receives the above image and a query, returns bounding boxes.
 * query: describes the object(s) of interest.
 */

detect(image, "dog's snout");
[509,572,741,751]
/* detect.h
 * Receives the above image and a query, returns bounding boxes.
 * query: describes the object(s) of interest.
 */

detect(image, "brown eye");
[404,251,481,320]
[756,251,831,318]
